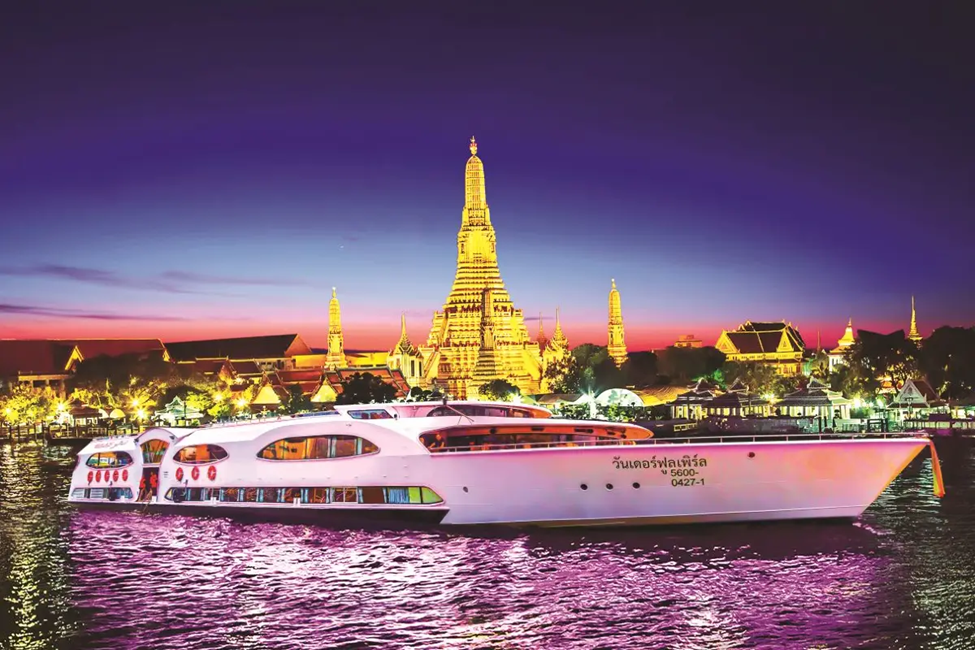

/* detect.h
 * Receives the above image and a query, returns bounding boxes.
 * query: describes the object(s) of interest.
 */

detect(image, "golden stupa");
[419,137,543,398]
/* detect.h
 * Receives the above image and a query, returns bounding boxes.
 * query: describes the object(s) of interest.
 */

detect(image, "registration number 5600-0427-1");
[671,478,705,487]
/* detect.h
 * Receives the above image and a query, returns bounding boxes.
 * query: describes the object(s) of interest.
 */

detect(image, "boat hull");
[68,437,928,528]
[424,437,928,526]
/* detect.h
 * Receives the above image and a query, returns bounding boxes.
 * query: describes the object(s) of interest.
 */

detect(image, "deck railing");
[428,430,929,454]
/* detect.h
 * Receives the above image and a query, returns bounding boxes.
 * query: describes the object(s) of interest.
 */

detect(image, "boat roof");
[180,411,649,447]
[75,401,640,453]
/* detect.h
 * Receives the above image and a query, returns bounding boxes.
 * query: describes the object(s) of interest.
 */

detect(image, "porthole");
[580,483,589,490]
[606,483,614,490]
[462,486,469,493]
[632,482,640,489]
[748,452,756,458]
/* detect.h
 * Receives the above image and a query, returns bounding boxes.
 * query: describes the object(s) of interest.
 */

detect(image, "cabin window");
[71,488,86,498]
[86,452,134,468]
[220,487,240,502]
[174,444,229,464]
[331,487,357,503]
[348,409,393,420]
[360,486,385,504]
[283,487,301,503]
[257,435,379,460]
[141,439,169,464]
[307,487,329,504]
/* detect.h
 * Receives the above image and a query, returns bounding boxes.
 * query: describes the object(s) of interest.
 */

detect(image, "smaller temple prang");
[908,295,922,342]
[607,278,628,367]
[325,287,347,369]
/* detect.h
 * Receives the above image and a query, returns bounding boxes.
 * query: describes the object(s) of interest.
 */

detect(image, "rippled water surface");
[1,439,974,649]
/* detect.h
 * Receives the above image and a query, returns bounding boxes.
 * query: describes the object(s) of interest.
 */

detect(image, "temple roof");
[165,334,311,362]
[63,338,167,360]
[719,321,804,355]
[777,379,850,407]
[0,340,77,377]
[705,391,768,408]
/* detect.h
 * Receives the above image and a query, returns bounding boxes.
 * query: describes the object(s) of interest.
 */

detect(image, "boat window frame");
[85,451,135,468]
[172,443,230,465]
[255,434,380,461]
[140,439,170,465]
[347,409,394,420]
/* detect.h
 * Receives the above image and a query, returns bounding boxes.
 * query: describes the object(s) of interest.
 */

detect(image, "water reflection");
[0,440,973,649]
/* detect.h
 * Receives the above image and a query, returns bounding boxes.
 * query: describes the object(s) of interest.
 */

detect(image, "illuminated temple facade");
[715,321,805,376]
[419,138,543,398]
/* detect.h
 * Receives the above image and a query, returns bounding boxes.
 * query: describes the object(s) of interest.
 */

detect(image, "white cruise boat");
[67,401,943,527]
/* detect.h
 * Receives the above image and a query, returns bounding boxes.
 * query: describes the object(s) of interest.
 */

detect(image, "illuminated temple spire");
[536,312,548,350]
[390,313,417,356]
[421,137,542,398]
[908,296,922,342]
[550,307,568,351]
[837,318,855,348]
[326,286,347,369]
[607,279,627,366]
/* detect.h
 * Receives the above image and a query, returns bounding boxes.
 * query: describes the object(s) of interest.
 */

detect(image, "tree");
[478,379,520,401]
[621,351,658,386]
[336,373,398,405]
[283,385,312,414]
[557,344,624,394]
[852,331,919,389]
[67,352,177,412]
[720,361,779,396]
[545,355,584,393]
[829,362,879,398]
[406,386,436,401]
[0,384,59,425]
[919,326,975,399]
[804,350,830,381]
[655,346,725,385]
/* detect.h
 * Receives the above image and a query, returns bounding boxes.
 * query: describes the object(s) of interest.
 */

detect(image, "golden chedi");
[420,137,543,398]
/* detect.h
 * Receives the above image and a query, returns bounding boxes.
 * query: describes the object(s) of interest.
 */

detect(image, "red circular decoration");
[112,470,119,482]
[87,471,93,484]
[122,469,128,482]
[191,466,200,481]
[175,467,184,481]
[207,465,217,481]
[95,470,102,483]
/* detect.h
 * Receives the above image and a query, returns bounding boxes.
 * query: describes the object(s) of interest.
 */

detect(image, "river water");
[0,439,973,650]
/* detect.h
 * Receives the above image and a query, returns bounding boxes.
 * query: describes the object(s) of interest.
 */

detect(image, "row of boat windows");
[85,435,380,468]
[163,486,443,505]
[72,488,134,500]
[420,431,635,451]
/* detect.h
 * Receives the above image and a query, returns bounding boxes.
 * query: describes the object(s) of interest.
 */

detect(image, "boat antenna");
[438,399,474,423]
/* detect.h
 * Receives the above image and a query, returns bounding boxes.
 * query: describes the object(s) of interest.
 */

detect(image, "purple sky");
[1,2,973,350]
